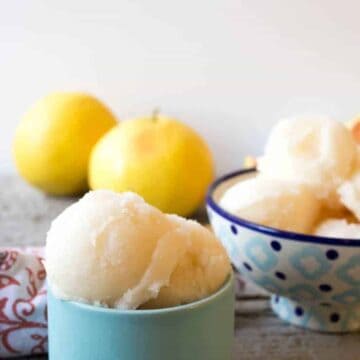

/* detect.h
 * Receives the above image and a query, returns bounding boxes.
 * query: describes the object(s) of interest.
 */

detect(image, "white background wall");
[1,0,360,175]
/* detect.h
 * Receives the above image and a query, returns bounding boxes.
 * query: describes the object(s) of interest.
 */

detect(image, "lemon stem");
[152,108,160,122]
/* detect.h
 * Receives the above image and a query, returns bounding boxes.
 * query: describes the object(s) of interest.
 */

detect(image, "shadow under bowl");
[206,168,360,333]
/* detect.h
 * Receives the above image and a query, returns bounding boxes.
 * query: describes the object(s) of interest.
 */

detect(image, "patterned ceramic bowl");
[207,168,360,333]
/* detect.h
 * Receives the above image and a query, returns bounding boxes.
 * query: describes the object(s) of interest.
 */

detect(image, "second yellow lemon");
[89,115,215,216]
[13,92,118,195]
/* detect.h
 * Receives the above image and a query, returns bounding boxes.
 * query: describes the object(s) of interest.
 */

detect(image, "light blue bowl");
[207,168,360,333]
[48,273,234,360]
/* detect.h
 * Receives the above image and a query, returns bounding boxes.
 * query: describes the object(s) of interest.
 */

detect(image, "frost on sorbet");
[220,176,321,233]
[257,117,357,203]
[338,172,360,221]
[142,216,230,308]
[46,190,230,309]
[314,218,360,239]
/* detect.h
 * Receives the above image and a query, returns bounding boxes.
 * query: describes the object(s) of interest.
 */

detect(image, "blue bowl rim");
[206,168,360,247]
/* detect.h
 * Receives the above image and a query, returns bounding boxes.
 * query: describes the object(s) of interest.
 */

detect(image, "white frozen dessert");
[314,218,360,239]
[337,171,360,221]
[257,116,357,202]
[46,190,230,309]
[142,216,230,308]
[219,177,321,233]
[219,117,360,237]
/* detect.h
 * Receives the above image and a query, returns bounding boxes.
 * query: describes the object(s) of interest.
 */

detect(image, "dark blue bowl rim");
[206,168,360,247]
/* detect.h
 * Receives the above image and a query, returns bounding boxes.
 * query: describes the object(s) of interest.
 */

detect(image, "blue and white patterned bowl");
[207,168,360,333]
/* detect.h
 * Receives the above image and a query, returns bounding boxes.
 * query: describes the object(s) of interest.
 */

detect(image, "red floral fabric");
[0,247,47,358]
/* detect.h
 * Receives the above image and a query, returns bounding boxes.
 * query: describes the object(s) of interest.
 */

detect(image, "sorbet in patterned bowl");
[207,168,360,333]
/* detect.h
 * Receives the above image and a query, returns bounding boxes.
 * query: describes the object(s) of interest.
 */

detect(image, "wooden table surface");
[1,175,359,360]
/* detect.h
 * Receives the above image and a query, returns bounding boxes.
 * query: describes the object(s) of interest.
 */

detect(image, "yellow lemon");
[89,114,215,216]
[13,92,118,195]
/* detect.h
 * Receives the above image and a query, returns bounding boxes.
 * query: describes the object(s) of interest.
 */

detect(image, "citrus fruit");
[89,114,214,216]
[13,92,117,195]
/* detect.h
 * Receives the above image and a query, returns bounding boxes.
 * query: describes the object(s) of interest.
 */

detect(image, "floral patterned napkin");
[0,247,47,358]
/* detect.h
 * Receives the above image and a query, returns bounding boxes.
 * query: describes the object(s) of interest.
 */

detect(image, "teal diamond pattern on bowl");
[272,296,298,322]
[289,246,331,280]
[244,237,278,271]
[288,284,321,302]
[216,225,241,265]
[271,296,325,330]
[336,255,360,286]
[302,307,326,330]
[332,288,360,305]
[341,306,360,332]
[256,276,283,293]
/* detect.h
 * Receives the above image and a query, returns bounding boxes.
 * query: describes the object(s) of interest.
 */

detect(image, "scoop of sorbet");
[338,171,360,221]
[257,116,357,204]
[314,218,360,239]
[220,176,321,233]
[46,190,230,309]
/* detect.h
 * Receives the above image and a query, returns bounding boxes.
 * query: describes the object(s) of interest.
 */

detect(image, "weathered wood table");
[1,175,359,360]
